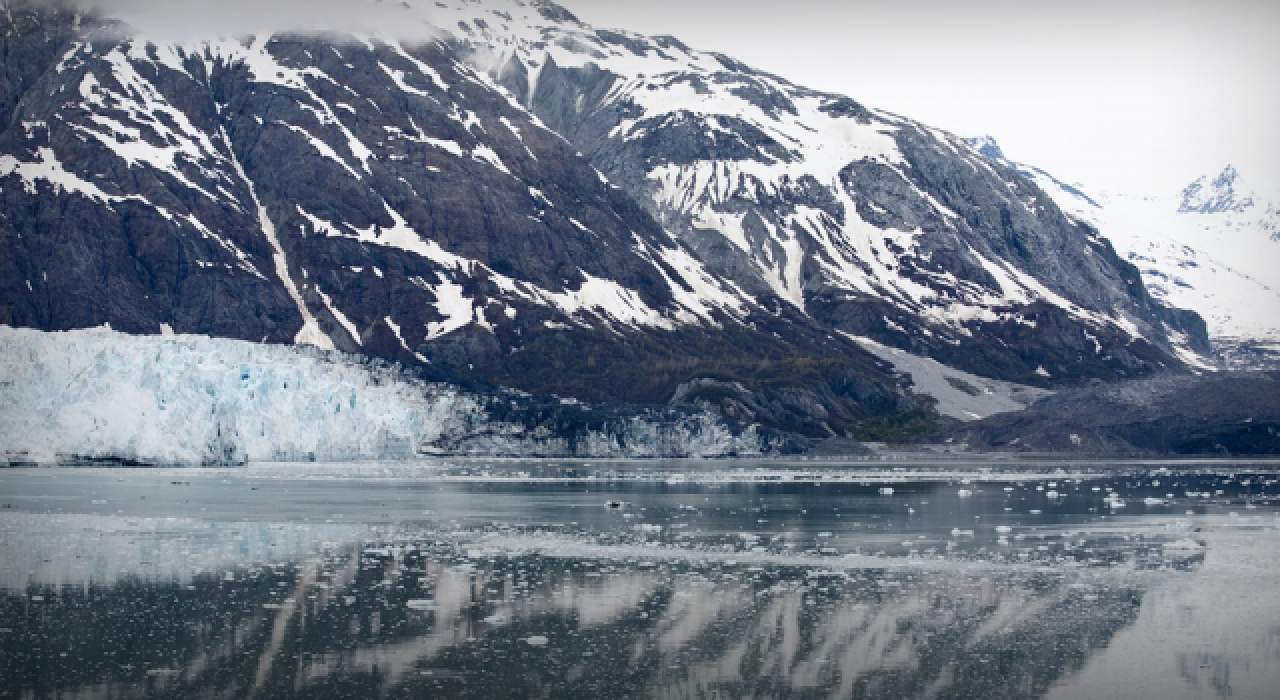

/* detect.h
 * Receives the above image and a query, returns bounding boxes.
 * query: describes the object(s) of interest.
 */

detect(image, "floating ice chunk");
[1143,497,1165,505]
[526,635,549,646]
[995,526,1013,533]
[879,487,894,495]
[406,599,437,610]
[950,528,974,537]
[957,489,973,497]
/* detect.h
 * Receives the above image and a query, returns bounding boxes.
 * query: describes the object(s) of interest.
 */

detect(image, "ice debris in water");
[525,635,549,646]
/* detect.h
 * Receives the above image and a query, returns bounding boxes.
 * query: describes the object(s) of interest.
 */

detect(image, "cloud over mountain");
[31,0,446,41]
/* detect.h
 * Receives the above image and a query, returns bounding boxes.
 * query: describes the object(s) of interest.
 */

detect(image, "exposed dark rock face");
[946,372,1280,455]
[0,2,921,442]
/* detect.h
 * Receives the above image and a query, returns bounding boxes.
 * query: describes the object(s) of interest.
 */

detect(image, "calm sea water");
[1,459,1278,699]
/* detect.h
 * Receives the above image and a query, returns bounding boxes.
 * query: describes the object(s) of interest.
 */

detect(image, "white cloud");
[65,0,444,42]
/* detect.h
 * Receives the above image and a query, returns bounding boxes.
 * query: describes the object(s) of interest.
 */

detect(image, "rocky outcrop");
[946,372,1280,455]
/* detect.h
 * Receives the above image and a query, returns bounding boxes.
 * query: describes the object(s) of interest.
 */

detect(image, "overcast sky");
[562,0,1279,197]
[69,0,1280,196]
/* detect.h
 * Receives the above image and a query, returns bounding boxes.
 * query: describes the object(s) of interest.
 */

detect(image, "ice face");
[0,325,477,464]
[0,326,763,464]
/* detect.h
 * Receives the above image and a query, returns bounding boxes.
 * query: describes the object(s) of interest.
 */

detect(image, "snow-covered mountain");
[434,0,1209,385]
[0,0,1220,458]
[975,140,1280,368]
[0,0,924,442]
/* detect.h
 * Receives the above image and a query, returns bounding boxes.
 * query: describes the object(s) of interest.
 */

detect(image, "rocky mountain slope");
[0,0,1218,453]
[973,136,1280,369]
[441,0,1209,386]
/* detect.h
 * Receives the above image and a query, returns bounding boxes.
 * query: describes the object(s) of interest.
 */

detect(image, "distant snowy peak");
[1175,165,1279,242]
[1179,165,1254,215]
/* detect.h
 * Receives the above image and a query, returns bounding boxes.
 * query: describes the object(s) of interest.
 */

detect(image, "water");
[1,459,1278,698]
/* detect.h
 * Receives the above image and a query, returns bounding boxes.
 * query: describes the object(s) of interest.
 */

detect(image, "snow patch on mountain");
[843,334,1051,421]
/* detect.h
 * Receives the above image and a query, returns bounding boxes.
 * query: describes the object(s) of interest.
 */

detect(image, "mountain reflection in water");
[0,463,1275,698]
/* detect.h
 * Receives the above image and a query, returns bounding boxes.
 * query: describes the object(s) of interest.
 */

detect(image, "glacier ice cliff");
[0,326,768,464]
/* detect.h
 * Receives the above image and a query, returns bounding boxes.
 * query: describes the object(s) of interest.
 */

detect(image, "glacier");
[0,326,767,464]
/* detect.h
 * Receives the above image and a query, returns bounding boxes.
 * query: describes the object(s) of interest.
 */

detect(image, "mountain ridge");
[0,0,929,443]
[0,0,1226,455]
